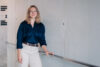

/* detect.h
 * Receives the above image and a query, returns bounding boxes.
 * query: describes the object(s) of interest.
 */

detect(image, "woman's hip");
[21,43,39,54]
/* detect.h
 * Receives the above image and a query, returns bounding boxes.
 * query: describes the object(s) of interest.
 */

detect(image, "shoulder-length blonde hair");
[25,5,41,24]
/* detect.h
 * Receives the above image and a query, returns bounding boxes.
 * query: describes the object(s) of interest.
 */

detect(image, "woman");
[16,5,54,67]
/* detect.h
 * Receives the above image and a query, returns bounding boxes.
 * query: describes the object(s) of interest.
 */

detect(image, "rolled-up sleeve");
[16,23,23,49]
[38,23,47,47]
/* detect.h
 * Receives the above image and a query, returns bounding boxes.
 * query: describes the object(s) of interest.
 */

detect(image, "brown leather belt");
[23,42,38,47]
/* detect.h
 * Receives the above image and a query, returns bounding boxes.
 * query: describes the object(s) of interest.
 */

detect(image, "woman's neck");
[30,18,35,24]
[30,18,35,27]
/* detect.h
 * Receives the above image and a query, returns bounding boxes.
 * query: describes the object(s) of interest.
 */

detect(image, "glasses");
[30,11,37,13]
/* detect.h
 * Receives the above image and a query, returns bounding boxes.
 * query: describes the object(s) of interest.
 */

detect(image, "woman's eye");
[30,11,37,13]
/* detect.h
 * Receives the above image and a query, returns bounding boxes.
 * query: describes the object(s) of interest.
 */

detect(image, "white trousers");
[18,43,42,67]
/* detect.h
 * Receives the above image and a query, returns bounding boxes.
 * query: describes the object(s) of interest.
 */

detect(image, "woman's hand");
[45,51,54,56]
[17,53,22,64]
[17,49,22,64]
[42,45,54,56]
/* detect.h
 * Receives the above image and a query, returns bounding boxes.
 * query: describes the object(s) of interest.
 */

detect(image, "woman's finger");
[49,52,54,55]
[18,57,22,64]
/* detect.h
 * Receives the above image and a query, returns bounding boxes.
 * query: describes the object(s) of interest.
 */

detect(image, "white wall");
[64,0,89,62]
[64,0,100,66]
[7,0,16,44]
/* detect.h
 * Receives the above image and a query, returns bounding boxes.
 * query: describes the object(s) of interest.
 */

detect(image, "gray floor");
[0,26,7,67]
[40,54,88,67]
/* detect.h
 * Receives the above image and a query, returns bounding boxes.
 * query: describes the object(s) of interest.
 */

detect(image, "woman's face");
[29,7,37,19]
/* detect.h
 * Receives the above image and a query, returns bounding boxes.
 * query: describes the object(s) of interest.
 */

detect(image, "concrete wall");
[0,0,7,67]
[0,26,7,67]
[64,0,100,66]
[7,0,100,67]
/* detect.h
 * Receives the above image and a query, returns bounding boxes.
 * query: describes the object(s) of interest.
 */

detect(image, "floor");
[40,53,88,67]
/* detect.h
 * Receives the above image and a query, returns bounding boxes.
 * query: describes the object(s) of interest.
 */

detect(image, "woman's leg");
[29,48,42,67]
[20,51,29,67]
[19,44,29,67]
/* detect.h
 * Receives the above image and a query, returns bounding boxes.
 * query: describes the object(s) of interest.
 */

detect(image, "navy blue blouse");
[16,20,47,49]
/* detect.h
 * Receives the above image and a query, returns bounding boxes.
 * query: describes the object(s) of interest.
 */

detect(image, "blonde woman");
[16,5,54,67]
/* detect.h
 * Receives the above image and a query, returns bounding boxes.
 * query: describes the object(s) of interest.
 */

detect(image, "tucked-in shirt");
[16,20,47,49]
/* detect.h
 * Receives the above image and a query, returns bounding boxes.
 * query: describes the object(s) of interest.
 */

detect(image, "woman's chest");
[23,25,41,36]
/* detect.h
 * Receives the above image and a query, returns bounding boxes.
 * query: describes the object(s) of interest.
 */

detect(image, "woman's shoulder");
[20,20,27,26]
[21,20,27,24]
[37,22,45,27]
[36,22,45,33]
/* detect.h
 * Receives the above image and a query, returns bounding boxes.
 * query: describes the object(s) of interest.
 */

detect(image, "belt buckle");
[29,43,31,46]
[34,44,38,47]
[27,43,31,46]
[26,42,38,47]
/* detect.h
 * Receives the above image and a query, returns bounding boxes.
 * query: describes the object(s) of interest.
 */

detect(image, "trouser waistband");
[23,42,38,47]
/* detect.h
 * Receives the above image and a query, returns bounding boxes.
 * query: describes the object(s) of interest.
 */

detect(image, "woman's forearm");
[17,49,22,63]
[17,49,21,57]
[41,45,48,52]
[41,45,54,56]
